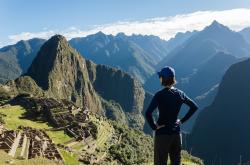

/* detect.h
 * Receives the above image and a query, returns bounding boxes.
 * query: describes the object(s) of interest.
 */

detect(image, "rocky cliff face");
[188,58,250,165]
[86,59,146,129]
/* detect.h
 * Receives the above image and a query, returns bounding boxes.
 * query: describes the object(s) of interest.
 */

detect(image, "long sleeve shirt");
[145,87,198,135]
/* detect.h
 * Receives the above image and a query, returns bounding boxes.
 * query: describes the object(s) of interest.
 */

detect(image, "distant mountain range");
[0,38,45,83]
[69,32,160,83]
[69,31,196,83]
[188,57,250,165]
[0,31,195,85]
[145,20,250,94]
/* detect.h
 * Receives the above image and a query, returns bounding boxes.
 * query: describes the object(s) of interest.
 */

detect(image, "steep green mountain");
[25,35,102,113]
[188,58,250,165]
[0,38,45,83]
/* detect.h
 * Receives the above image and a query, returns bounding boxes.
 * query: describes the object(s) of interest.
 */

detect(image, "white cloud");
[7,8,250,45]
[8,30,55,41]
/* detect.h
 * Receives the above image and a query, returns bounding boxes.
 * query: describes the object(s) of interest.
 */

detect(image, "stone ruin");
[0,129,17,154]
[8,95,96,141]
[0,124,5,134]
[49,106,97,140]
[0,125,63,161]
[66,124,92,141]
[9,94,63,113]
[23,126,62,160]
[1,95,101,163]
[48,101,90,127]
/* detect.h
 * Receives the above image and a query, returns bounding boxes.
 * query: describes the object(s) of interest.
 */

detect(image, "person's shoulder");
[173,88,192,101]
[154,88,166,98]
[171,87,186,96]
[154,89,162,96]
[171,86,181,92]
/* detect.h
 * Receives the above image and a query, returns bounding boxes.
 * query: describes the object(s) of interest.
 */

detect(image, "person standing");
[145,66,198,165]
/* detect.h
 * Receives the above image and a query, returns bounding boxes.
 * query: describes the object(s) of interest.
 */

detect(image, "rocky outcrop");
[26,35,102,113]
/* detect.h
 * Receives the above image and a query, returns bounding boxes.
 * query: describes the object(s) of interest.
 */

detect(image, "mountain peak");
[26,35,102,111]
[211,20,221,26]
[116,32,126,38]
[45,34,68,48]
[87,31,110,42]
[95,31,106,36]
[205,20,230,32]
[26,35,82,90]
[49,34,66,41]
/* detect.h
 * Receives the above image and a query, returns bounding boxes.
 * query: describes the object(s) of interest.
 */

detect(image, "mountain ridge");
[188,57,250,165]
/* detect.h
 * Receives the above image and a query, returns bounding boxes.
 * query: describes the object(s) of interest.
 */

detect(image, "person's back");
[145,66,198,165]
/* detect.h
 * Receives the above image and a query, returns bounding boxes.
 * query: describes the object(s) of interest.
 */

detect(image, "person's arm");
[145,93,159,130]
[180,92,198,124]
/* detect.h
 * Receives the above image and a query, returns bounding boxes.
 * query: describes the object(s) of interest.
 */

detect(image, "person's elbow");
[192,103,199,112]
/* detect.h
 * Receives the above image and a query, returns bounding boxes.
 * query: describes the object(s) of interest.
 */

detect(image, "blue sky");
[1,0,250,46]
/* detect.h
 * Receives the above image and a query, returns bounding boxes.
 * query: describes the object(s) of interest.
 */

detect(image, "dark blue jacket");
[145,87,198,134]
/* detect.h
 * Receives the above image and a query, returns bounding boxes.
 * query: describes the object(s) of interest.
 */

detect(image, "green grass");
[0,105,51,130]
[0,105,73,144]
[46,130,72,144]
[70,142,85,150]
[59,149,78,165]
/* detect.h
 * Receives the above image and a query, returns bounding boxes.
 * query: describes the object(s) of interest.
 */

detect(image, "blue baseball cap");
[157,66,175,78]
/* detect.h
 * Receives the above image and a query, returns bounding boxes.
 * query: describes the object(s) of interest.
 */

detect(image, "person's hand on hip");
[175,119,182,125]
[156,124,165,130]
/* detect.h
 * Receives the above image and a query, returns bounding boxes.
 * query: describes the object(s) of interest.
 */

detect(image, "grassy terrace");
[59,149,78,165]
[95,120,114,148]
[0,105,73,144]
[0,105,80,164]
